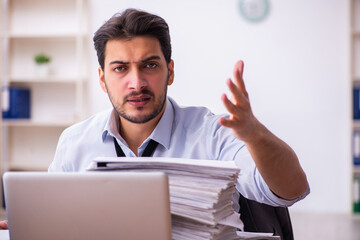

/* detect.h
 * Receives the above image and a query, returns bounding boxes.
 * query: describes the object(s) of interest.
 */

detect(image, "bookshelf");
[0,0,4,213]
[0,0,89,174]
[351,0,360,214]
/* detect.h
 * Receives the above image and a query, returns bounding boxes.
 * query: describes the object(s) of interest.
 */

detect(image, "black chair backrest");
[239,194,294,240]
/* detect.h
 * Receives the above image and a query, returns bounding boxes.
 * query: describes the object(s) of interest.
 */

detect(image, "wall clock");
[239,0,270,23]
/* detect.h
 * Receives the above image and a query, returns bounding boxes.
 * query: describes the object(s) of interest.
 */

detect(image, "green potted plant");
[34,54,51,64]
[34,53,51,77]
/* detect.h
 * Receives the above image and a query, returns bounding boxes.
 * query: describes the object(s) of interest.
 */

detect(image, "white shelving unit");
[0,1,5,210]
[0,0,89,173]
[351,0,360,214]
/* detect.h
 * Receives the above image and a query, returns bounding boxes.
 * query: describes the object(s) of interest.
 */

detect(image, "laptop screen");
[3,171,172,240]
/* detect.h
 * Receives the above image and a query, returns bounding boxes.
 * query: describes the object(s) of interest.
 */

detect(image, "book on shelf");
[353,131,360,166]
[354,175,360,214]
[87,157,281,240]
[354,86,360,120]
[1,86,31,119]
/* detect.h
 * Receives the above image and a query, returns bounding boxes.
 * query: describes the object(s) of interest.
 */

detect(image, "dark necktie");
[113,137,158,157]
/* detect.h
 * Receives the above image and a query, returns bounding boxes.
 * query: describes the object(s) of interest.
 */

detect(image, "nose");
[127,68,147,90]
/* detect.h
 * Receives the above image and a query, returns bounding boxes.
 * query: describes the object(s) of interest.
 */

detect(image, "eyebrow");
[109,56,161,65]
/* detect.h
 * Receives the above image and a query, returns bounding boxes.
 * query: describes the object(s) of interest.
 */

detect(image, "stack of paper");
[87,157,241,240]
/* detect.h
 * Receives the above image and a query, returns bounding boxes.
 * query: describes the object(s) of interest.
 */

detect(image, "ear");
[167,60,174,86]
[98,67,107,93]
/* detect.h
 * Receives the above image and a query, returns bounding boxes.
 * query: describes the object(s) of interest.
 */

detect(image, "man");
[0,8,309,229]
[53,8,309,202]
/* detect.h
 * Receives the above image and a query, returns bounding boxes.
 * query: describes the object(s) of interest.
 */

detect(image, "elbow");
[283,171,310,200]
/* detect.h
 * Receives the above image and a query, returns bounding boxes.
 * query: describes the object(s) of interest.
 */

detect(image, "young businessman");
[0,8,309,230]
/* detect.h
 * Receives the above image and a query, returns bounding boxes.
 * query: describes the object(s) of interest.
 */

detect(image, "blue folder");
[2,87,31,119]
[354,87,360,120]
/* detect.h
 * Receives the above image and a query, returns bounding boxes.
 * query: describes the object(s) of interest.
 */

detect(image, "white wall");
[88,0,351,213]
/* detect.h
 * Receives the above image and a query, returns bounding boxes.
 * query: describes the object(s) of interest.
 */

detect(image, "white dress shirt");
[49,97,309,207]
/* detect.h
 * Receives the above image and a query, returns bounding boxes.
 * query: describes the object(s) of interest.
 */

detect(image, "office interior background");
[1,0,359,239]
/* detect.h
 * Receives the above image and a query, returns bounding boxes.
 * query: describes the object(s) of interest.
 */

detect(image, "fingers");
[233,60,244,81]
[220,60,257,140]
[222,60,251,117]
[233,60,248,98]
[218,115,235,128]
[219,60,251,129]
[226,78,247,106]
[221,93,236,115]
[0,220,8,230]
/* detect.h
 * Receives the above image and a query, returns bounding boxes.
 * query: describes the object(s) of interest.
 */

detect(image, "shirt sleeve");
[234,146,310,207]
[48,130,68,172]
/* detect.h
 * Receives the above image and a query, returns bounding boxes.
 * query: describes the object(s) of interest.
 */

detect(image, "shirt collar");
[102,109,121,141]
[148,97,173,150]
[102,97,174,150]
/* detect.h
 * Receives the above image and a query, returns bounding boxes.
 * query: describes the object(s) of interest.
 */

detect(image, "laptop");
[3,171,172,240]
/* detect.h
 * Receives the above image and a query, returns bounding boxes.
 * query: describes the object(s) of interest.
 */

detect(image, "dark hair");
[93,8,172,69]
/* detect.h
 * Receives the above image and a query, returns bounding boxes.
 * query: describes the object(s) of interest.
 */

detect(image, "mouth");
[127,95,151,107]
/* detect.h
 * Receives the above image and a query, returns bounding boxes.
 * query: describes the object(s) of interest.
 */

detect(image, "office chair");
[239,194,294,240]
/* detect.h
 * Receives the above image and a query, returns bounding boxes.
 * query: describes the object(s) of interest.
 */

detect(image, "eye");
[145,63,158,69]
[113,65,127,72]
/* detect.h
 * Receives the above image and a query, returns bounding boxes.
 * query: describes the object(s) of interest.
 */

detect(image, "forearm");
[245,121,308,200]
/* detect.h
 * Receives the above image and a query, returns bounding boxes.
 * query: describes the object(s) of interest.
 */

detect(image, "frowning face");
[99,36,174,124]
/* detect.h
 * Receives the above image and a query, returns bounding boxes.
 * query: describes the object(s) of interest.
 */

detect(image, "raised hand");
[219,60,308,200]
[219,60,262,142]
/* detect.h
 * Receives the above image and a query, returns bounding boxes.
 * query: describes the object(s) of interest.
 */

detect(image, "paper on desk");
[88,157,239,179]
[219,212,244,231]
[236,231,280,240]
[88,157,242,240]
[90,157,239,169]
[0,230,9,240]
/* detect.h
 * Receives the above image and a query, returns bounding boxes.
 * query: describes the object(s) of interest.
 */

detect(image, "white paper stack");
[87,157,241,240]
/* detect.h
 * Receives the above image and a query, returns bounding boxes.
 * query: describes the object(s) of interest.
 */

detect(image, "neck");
[119,106,165,156]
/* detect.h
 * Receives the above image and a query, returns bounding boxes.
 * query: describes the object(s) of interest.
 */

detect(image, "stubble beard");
[105,77,168,124]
